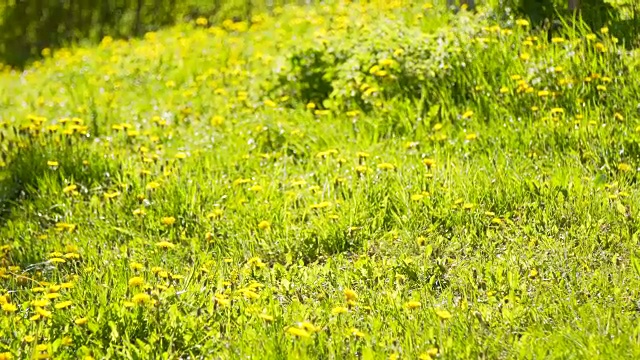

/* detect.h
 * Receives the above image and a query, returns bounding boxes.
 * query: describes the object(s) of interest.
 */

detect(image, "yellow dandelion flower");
[423,158,436,168]
[131,293,151,305]
[75,317,88,325]
[54,301,73,309]
[435,309,452,320]
[2,303,17,312]
[286,327,310,338]
[618,163,632,172]
[128,277,145,287]
[47,161,59,167]
[331,306,348,315]
[344,288,357,302]
[62,184,77,194]
[161,216,176,225]
[31,299,49,307]
[405,301,421,310]
[377,163,396,170]
[258,220,271,230]
[155,241,176,249]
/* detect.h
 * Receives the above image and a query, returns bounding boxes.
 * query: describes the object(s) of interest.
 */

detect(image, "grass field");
[1,1,640,359]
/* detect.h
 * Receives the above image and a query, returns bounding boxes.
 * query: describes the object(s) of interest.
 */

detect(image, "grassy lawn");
[1,1,640,359]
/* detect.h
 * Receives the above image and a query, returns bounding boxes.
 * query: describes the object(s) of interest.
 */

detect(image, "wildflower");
[310,201,331,209]
[344,288,357,302]
[258,220,271,230]
[286,327,310,338]
[2,303,17,313]
[406,301,421,310]
[211,115,224,126]
[31,299,49,307]
[618,163,632,172]
[435,309,452,320]
[132,208,146,216]
[0,352,11,360]
[348,327,367,338]
[161,217,176,226]
[614,112,624,121]
[54,301,73,309]
[128,277,145,287]
[62,184,77,194]
[207,209,224,219]
[47,161,59,167]
[528,269,539,279]
[515,19,529,27]
[423,158,436,168]
[146,181,161,190]
[36,307,52,318]
[331,306,348,315]
[195,17,208,26]
[131,293,151,305]
[155,241,176,249]
[377,163,396,170]
[461,110,473,119]
[75,317,88,325]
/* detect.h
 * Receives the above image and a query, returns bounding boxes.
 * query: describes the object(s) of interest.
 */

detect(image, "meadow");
[1,1,640,359]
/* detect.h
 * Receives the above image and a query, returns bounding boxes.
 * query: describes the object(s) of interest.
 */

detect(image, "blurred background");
[0,0,637,68]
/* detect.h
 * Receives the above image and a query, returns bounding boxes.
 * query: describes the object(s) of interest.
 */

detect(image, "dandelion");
[406,301,421,310]
[128,277,145,287]
[435,309,452,320]
[423,158,436,168]
[461,110,473,119]
[310,201,331,209]
[31,299,49,307]
[377,163,395,170]
[195,17,208,26]
[331,306,348,315]
[258,220,271,230]
[146,181,161,190]
[348,327,367,338]
[618,163,632,172]
[344,288,357,302]
[286,327,310,338]
[528,269,539,279]
[75,317,88,325]
[62,184,77,194]
[155,241,176,249]
[47,161,59,167]
[2,303,17,313]
[131,293,151,305]
[54,301,73,309]
[0,352,12,360]
[161,217,176,226]
[515,19,529,27]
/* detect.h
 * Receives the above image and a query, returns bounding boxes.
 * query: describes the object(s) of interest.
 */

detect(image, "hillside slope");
[1,1,640,359]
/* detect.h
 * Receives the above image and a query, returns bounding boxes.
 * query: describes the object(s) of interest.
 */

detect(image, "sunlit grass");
[1,1,640,359]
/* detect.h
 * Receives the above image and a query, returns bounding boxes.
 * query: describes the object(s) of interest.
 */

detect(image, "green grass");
[1,1,640,359]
